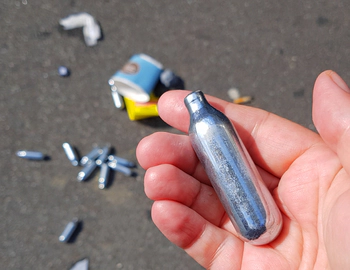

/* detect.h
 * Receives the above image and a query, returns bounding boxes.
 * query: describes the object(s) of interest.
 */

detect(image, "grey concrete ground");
[1,1,350,269]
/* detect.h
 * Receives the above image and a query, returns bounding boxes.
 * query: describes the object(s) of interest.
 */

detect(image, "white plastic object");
[59,12,101,46]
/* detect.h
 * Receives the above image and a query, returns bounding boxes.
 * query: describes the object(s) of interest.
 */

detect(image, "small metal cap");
[110,85,125,109]
[107,155,136,168]
[107,160,132,176]
[95,145,110,166]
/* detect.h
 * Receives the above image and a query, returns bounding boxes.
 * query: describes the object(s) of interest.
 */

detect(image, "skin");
[136,70,350,269]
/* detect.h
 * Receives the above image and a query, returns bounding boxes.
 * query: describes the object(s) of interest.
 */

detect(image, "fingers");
[137,132,210,184]
[152,200,244,269]
[157,90,321,178]
[145,164,226,226]
[143,163,279,224]
[324,188,350,269]
[313,70,350,174]
[138,132,279,189]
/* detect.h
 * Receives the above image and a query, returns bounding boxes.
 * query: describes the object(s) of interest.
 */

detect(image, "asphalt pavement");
[1,1,350,269]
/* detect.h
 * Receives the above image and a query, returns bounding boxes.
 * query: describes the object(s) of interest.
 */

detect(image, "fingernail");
[329,71,350,93]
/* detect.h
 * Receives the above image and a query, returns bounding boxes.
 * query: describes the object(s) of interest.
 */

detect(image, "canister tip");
[184,90,206,113]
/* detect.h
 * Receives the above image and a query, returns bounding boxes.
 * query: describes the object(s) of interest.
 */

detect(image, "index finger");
[158,90,321,178]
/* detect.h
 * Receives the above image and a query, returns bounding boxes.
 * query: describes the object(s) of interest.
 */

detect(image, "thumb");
[313,70,350,172]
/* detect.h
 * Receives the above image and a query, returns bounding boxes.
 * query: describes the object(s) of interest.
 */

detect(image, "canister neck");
[184,90,207,114]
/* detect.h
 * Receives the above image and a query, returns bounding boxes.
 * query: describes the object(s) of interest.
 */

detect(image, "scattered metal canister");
[62,142,79,166]
[77,160,98,181]
[95,145,110,166]
[108,54,163,103]
[59,218,79,242]
[80,147,103,166]
[98,163,110,189]
[16,150,45,160]
[108,155,136,168]
[70,258,89,270]
[63,143,136,187]
[109,82,125,110]
[153,69,185,97]
[107,160,133,176]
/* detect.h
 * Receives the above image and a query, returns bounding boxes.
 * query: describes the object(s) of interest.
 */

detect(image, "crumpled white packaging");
[59,12,101,46]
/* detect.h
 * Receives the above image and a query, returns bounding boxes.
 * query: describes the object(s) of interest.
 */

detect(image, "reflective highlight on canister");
[109,83,125,110]
[107,160,133,176]
[96,145,110,166]
[184,90,282,245]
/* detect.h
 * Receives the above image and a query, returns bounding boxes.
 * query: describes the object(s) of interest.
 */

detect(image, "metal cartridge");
[59,218,79,242]
[98,163,110,189]
[184,90,282,245]
[80,147,103,166]
[16,150,45,160]
[107,155,136,168]
[77,160,98,181]
[95,145,110,166]
[62,142,79,166]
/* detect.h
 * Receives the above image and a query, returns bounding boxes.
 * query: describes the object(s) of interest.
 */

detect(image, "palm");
[137,71,350,269]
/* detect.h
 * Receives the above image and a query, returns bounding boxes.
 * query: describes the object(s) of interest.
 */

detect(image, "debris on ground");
[108,54,185,120]
[70,258,89,270]
[62,143,136,189]
[16,150,49,160]
[59,12,102,46]
[227,87,253,104]
[59,218,80,243]
[109,84,125,110]
[58,65,70,77]
[153,69,185,97]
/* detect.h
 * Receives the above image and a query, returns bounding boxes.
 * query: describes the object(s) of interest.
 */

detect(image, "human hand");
[136,70,350,269]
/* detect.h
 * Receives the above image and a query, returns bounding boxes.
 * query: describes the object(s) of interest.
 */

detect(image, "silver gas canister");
[184,90,282,245]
